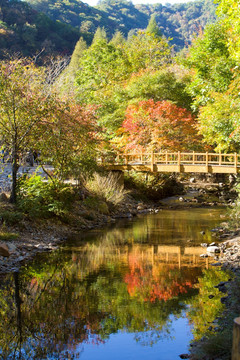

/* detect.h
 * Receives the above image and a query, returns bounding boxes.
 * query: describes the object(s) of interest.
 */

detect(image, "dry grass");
[85,172,129,206]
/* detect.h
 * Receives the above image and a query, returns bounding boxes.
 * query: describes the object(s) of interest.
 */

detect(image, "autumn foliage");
[125,255,194,303]
[118,100,202,152]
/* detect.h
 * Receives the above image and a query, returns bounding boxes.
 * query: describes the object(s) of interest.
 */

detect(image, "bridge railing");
[112,151,240,167]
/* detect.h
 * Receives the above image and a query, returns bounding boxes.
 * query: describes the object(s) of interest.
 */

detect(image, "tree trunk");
[10,150,19,203]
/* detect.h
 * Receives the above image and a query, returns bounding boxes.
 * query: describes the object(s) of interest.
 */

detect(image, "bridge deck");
[104,151,240,174]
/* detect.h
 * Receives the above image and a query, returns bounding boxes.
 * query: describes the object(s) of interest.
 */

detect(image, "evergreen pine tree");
[69,37,87,71]
[92,27,108,43]
[110,30,125,46]
[146,15,162,37]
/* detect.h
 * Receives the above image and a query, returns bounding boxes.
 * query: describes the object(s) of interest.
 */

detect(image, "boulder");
[179,354,190,359]
[0,243,10,257]
[207,246,220,253]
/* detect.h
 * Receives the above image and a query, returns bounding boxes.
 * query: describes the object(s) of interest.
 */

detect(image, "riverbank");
[0,177,239,360]
[189,229,240,360]
[0,181,230,275]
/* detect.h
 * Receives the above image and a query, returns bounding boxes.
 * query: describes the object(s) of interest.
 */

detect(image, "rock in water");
[0,243,10,257]
[207,246,220,253]
[179,354,190,359]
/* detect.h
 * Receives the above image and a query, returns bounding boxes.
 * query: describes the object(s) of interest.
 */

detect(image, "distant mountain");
[0,0,217,58]
[26,0,217,50]
[25,0,120,38]
[0,0,82,58]
[134,0,217,48]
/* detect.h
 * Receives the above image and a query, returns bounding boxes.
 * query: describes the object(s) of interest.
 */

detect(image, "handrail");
[101,151,240,174]
[105,151,240,165]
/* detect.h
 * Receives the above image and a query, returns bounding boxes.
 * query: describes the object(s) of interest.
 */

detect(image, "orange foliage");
[119,100,202,152]
[125,254,194,303]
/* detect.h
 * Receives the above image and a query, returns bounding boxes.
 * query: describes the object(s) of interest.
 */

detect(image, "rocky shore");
[1,177,240,360]
[188,229,240,360]
[0,195,162,274]
[0,181,235,275]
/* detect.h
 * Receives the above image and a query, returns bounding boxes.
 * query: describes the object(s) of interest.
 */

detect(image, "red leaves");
[124,256,194,303]
[120,100,202,151]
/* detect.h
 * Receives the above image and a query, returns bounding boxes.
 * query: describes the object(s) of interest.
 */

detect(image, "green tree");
[197,91,240,152]
[57,37,87,95]
[217,0,240,61]
[146,14,162,37]
[0,59,55,203]
[183,22,235,111]
[126,67,193,110]
[37,99,100,181]
[69,37,87,72]
[75,38,131,103]
[92,26,108,43]
[110,30,125,47]
[126,29,171,73]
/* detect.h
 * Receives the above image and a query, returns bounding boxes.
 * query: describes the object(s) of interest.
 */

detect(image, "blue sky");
[84,0,193,6]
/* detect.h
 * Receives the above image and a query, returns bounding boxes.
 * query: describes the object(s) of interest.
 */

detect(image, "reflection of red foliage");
[125,255,193,302]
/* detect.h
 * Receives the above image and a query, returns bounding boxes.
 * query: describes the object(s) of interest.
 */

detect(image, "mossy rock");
[83,196,109,214]
[98,201,109,215]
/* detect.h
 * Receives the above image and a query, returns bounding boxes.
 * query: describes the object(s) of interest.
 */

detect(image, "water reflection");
[0,208,228,359]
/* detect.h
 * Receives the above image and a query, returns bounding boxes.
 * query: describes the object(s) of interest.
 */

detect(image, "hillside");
[0,0,217,59]
[26,0,217,50]
[0,0,82,58]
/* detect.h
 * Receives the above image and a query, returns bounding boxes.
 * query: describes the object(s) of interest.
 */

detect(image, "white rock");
[210,242,216,246]
[207,246,220,253]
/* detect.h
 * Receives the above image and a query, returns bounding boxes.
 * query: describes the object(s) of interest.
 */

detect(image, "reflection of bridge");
[121,244,210,269]
[76,244,211,269]
[105,152,240,174]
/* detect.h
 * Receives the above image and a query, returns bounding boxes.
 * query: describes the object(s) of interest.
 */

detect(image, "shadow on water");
[0,208,230,359]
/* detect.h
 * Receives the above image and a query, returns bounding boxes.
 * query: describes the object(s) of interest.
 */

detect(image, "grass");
[85,172,129,207]
[0,231,19,241]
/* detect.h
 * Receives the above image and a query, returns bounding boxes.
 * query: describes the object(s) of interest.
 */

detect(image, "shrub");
[17,175,75,218]
[0,210,23,225]
[124,171,183,201]
[85,172,128,207]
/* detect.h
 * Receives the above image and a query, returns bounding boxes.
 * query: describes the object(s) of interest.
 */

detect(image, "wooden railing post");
[178,151,181,172]
[235,152,238,173]
[166,151,168,164]
[140,150,143,164]
[206,151,209,172]
[219,151,222,166]
[151,150,154,172]
[232,317,240,360]
[125,153,128,165]
[193,151,195,165]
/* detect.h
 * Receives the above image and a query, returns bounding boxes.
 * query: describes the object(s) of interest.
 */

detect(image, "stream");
[0,207,230,359]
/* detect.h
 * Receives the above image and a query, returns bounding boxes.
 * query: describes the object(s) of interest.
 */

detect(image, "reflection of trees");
[77,208,224,252]
[0,240,199,359]
[187,268,229,340]
[125,255,199,302]
[0,207,224,359]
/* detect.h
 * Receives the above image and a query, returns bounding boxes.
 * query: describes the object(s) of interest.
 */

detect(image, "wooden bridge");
[104,151,240,174]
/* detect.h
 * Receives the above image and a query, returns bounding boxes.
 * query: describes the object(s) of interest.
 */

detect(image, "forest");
[0,0,239,204]
[0,0,216,57]
[0,1,240,358]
